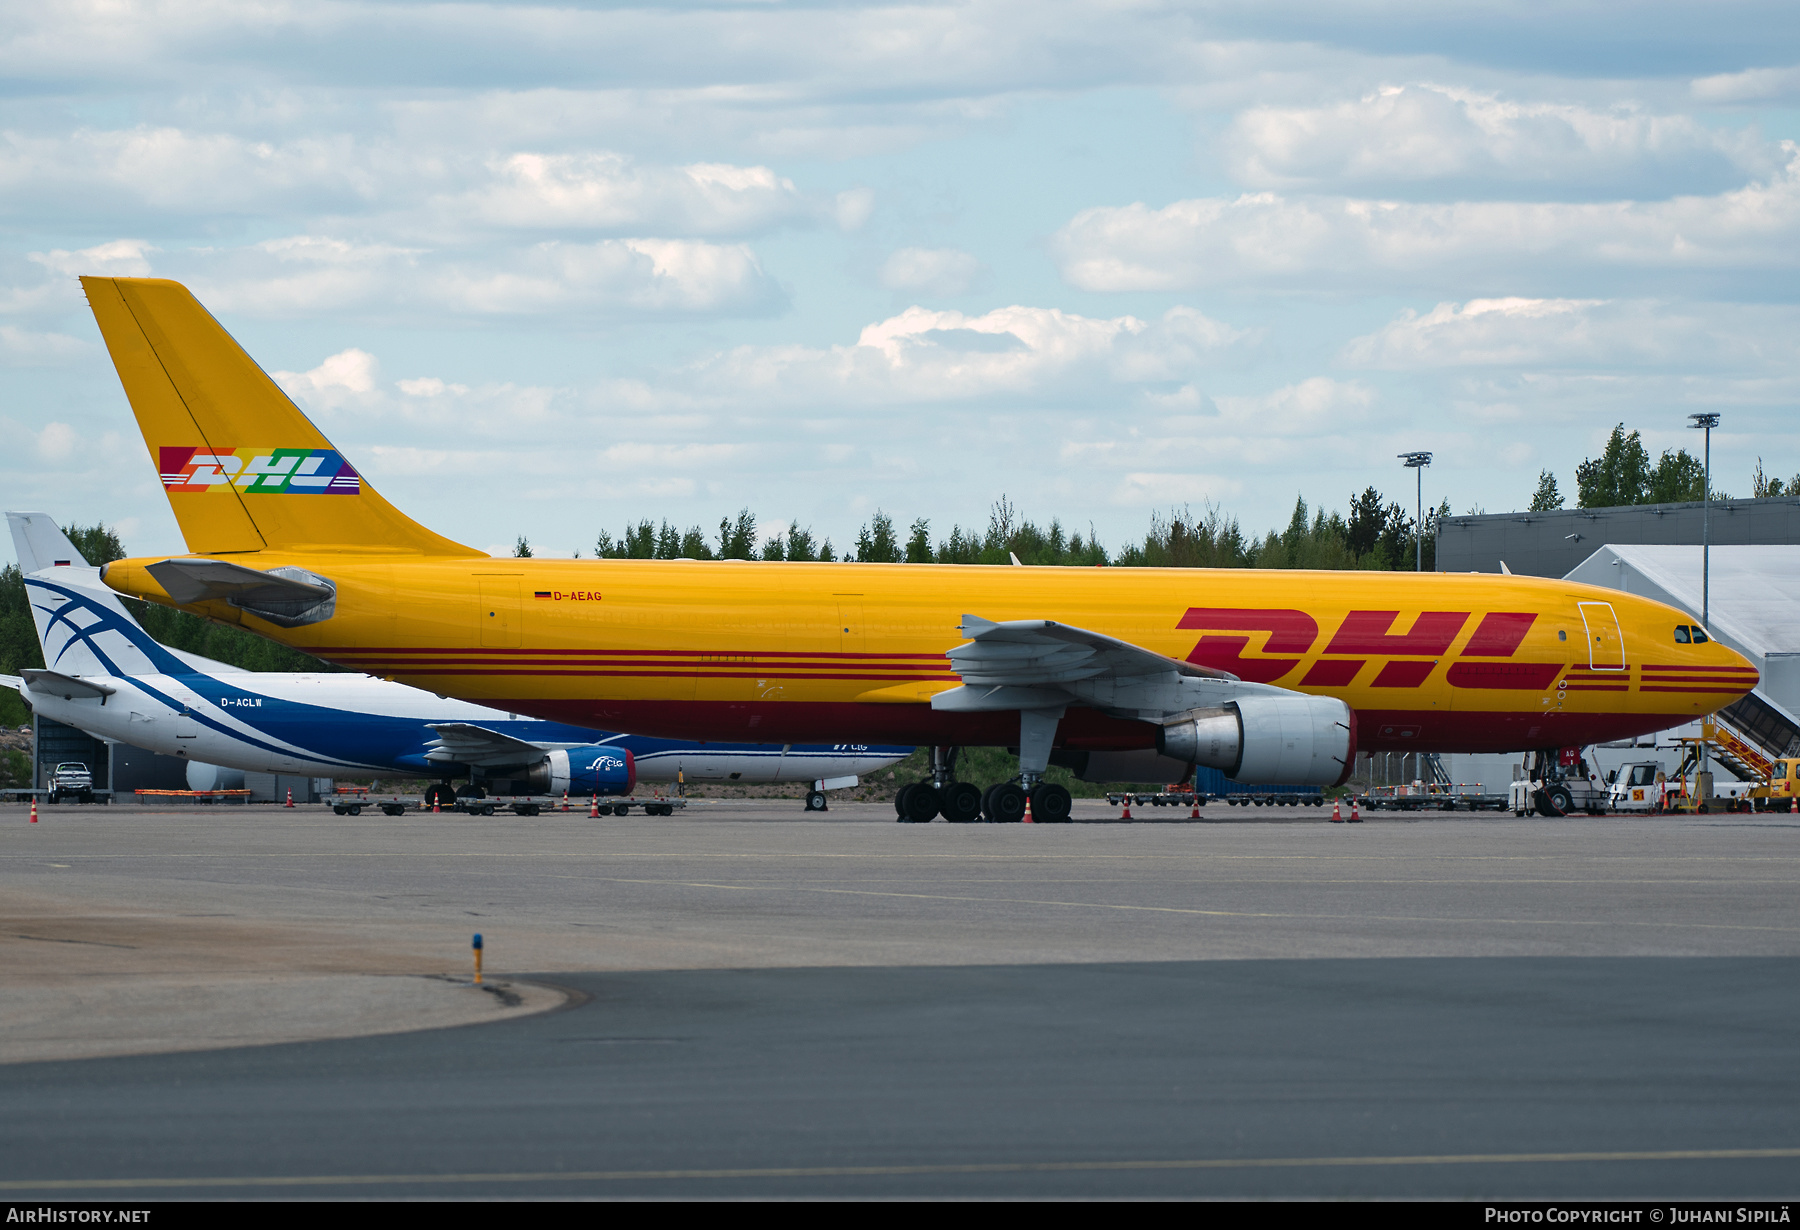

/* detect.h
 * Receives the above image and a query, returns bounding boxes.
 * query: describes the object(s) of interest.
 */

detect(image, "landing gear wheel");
[902,784,940,823]
[984,782,1027,823]
[1029,783,1073,823]
[806,790,828,812]
[940,782,983,824]
[1534,785,1573,817]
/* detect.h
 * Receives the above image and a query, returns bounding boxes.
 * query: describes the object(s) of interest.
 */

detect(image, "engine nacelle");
[1156,695,1356,786]
[518,747,636,797]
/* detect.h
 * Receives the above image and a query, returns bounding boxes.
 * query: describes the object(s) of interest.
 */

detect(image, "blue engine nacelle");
[545,746,636,797]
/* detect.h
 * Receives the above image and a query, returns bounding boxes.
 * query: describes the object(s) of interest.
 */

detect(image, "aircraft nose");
[1718,640,1760,694]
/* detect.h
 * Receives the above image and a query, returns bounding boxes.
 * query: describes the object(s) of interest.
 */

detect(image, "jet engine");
[1155,694,1356,786]
[519,746,637,797]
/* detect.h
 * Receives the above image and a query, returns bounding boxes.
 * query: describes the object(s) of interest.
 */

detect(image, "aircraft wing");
[21,668,117,700]
[933,613,1268,721]
[423,723,553,768]
[0,673,20,693]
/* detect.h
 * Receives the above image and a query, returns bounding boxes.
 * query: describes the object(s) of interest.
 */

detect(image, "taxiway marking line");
[6,1146,1799,1191]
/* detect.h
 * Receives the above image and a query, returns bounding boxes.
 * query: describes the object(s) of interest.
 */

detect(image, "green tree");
[1576,425,1653,507]
[513,535,533,558]
[854,510,900,563]
[1751,458,1798,499]
[904,518,933,564]
[1647,448,1705,503]
[782,522,817,562]
[717,509,757,560]
[1528,470,1564,511]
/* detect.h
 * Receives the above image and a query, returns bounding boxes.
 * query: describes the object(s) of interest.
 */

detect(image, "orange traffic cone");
[30,796,38,824]
[1349,800,1362,823]
[1189,797,1200,818]
[1120,797,1132,820]
[1331,798,1344,823]
[562,790,569,812]
[1790,798,1796,814]
[284,788,294,809]
[1023,793,1034,823]
[589,794,600,818]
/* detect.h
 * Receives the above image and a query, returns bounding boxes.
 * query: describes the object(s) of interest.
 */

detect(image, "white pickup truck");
[48,761,94,804]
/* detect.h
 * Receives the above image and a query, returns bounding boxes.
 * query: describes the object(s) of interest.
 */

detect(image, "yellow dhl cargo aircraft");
[84,276,1758,822]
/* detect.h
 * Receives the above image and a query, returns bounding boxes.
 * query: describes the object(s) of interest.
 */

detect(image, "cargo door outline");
[1577,601,1625,671]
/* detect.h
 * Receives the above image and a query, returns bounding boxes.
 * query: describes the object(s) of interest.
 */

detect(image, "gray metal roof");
[1436,496,1800,578]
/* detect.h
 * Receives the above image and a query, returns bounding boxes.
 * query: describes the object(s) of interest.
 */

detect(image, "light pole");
[1687,413,1719,631]
[1688,412,1719,807]
[1399,451,1433,571]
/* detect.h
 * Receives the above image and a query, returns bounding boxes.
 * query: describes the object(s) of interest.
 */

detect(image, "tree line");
[527,488,1449,573]
[1528,424,1794,512]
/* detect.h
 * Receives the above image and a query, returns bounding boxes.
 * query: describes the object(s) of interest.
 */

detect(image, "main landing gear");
[894,716,1075,824]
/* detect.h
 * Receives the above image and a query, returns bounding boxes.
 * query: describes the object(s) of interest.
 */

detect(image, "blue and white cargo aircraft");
[4,513,909,809]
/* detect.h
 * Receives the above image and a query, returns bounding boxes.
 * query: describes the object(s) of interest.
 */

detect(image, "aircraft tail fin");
[8,510,91,574]
[80,277,480,559]
[7,512,241,678]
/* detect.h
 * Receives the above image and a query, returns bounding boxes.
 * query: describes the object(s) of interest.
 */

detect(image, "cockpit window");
[1691,625,1709,643]
[1674,625,1691,643]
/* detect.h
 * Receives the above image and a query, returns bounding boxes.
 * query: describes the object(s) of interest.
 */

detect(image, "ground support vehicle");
[1521,747,1610,816]
[1659,723,1800,814]
[1219,793,1323,808]
[47,762,95,805]
[1104,788,1215,809]
[1363,783,1507,812]
[335,797,410,817]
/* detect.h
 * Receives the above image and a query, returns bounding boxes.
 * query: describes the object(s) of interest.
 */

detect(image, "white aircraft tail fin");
[8,511,90,574]
[7,511,232,679]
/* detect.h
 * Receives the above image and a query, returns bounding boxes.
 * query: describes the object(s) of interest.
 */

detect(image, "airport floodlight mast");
[1399,451,1433,571]
[1687,413,1720,632]
[1688,412,1720,801]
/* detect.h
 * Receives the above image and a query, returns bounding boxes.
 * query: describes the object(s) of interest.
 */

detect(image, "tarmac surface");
[4,797,1799,1198]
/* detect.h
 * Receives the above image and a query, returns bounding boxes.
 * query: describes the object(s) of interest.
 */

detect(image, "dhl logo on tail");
[159,447,360,495]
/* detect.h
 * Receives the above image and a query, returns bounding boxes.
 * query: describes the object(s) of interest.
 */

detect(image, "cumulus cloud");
[179,233,783,319]
[1692,65,1800,104]
[1223,84,1771,196]
[34,422,78,461]
[273,348,381,396]
[879,247,983,296]
[685,303,1253,406]
[1342,298,1800,370]
[0,326,93,366]
[453,152,833,235]
[1053,145,1800,293]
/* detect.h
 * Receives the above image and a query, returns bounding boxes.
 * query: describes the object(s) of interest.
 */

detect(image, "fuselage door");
[1577,601,1625,671]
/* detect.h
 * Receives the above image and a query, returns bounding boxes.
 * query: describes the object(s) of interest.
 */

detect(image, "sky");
[4,0,1799,560]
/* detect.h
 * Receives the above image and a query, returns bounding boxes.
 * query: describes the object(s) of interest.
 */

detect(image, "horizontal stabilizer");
[143,557,336,628]
[424,723,552,768]
[22,669,116,700]
[0,673,21,694]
